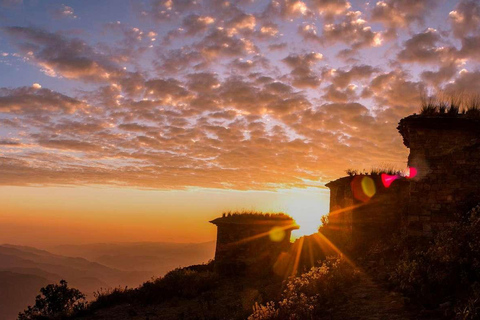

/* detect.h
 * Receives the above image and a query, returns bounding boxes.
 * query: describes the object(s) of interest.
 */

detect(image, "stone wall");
[398,115,480,235]
[326,175,409,246]
[210,216,297,276]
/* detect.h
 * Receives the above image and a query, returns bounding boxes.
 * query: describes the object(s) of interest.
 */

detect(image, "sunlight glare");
[269,227,286,242]
[277,188,330,239]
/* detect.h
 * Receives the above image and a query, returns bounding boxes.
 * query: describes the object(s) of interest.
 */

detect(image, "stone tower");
[210,213,298,276]
[398,115,480,235]
[326,174,409,245]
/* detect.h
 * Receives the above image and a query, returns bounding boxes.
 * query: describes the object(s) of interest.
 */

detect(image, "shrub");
[248,258,358,320]
[88,286,133,311]
[85,264,219,312]
[18,280,86,320]
[455,282,480,320]
[389,205,480,311]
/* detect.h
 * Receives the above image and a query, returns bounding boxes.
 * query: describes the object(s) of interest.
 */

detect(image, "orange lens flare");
[269,226,286,242]
[351,175,376,202]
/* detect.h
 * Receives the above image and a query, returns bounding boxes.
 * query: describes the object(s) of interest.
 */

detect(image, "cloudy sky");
[1,0,479,245]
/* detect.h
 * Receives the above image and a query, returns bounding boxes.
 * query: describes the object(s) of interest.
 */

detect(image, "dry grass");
[419,92,480,118]
[220,211,294,220]
[346,165,402,177]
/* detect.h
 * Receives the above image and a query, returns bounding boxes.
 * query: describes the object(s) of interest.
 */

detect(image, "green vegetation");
[18,280,86,320]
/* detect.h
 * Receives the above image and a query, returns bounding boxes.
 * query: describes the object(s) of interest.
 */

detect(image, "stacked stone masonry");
[326,115,480,238]
[210,215,298,276]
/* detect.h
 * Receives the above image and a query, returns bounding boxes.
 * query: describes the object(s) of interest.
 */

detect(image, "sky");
[1,0,480,247]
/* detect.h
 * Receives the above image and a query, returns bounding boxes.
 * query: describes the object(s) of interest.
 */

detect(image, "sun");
[276,187,330,239]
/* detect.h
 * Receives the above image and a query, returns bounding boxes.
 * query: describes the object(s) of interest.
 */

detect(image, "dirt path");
[330,272,419,320]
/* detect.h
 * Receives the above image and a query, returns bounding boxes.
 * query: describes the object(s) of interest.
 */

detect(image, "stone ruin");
[210,112,480,274]
[210,212,298,276]
[398,115,480,235]
[327,113,480,241]
[326,174,409,246]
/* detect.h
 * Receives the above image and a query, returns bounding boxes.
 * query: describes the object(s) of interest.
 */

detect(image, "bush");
[248,258,358,320]
[389,205,480,312]
[18,280,86,320]
[138,268,219,302]
[85,264,219,312]
[455,282,480,320]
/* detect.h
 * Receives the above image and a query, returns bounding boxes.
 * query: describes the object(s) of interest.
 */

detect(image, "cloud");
[444,70,480,94]
[298,23,321,42]
[3,27,125,83]
[282,52,323,88]
[0,139,22,146]
[0,86,87,114]
[227,56,271,73]
[194,28,258,59]
[258,22,279,38]
[420,63,458,87]
[323,84,357,102]
[458,36,480,61]
[2,0,480,191]
[102,23,158,65]
[227,12,256,34]
[141,0,200,21]
[53,4,77,19]
[321,11,383,50]
[371,0,438,35]
[449,0,480,38]
[363,69,424,108]
[262,0,311,19]
[37,139,103,152]
[397,28,458,65]
[182,14,216,35]
[328,65,379,88]
[156,49,205,74]
[309,0,351,19]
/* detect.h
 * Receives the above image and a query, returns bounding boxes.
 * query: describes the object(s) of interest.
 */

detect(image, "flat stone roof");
[210,213,298,229]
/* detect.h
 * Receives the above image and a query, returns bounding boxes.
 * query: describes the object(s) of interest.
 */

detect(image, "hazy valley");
[0,242,215,320]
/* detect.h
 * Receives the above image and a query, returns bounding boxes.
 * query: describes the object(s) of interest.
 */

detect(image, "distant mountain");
[0,242,214,320]
[50,241,216,274]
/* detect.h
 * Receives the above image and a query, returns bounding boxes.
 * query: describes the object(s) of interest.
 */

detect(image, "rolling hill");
[0,242,215,320]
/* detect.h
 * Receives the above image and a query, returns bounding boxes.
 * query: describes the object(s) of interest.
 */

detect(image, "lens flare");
[406,167,417,179]
[381,173,399,188]
[351,176,376,202]
[269,226,286,242]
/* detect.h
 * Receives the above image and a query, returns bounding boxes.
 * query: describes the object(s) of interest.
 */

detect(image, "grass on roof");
[419,92,480,118]
[345,165,403,177]
[219,211,293,220]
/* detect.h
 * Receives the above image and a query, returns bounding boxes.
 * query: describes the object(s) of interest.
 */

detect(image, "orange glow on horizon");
[0,186,329,247]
